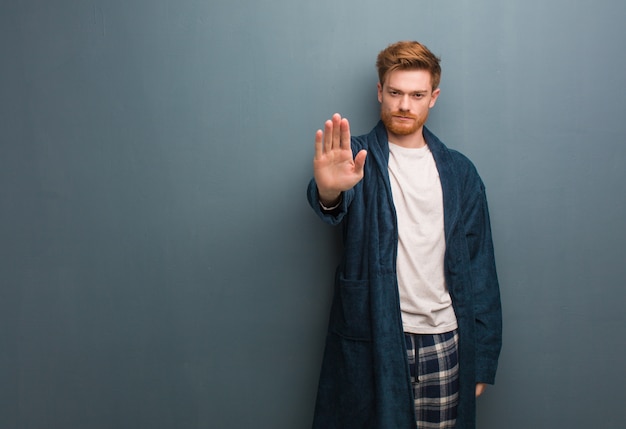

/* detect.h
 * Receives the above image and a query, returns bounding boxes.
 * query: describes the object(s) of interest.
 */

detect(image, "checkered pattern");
[405,331,460,428]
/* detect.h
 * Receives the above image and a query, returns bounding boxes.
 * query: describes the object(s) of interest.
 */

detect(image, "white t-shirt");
[388,142,458,334]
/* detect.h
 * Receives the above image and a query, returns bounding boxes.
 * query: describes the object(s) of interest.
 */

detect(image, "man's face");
[377,69,440,141]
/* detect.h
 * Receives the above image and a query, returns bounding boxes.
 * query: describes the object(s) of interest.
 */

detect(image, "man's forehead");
[384,69,433,91]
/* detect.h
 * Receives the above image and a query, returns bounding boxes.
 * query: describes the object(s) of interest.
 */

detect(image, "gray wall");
[2,1,625,428]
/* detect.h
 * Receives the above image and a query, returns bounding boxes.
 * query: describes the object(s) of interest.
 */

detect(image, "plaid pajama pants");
[405,330,460,429]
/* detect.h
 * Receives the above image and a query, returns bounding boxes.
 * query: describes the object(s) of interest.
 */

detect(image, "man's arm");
[463,175,502,387]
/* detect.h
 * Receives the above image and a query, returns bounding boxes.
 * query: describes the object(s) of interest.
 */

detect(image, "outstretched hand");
[314,113,367,206]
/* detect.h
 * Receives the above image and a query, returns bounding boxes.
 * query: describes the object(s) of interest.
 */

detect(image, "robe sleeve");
[463,176,503,385]
[306,178,355,226]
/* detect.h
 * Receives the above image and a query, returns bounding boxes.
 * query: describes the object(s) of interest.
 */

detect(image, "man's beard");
[380,109,425,136]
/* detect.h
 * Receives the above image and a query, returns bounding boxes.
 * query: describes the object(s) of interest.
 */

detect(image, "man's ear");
[429,87,441,108]
[377,82,383,103]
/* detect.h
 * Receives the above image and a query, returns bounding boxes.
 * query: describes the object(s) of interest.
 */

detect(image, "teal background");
[2,1,625,428]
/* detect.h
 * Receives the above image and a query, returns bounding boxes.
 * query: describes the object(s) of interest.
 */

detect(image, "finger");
[354,149,367,174]
[314,129,323,159]
[340,117,351,150]
[323,119,333,153]
[331,113,342,150]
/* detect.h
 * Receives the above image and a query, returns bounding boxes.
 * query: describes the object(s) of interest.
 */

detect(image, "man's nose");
[398,95,410,111]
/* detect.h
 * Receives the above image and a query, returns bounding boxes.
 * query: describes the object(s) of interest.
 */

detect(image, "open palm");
[313,114,367,206]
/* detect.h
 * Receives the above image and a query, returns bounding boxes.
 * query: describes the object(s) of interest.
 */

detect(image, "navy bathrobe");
[307,121,502,429]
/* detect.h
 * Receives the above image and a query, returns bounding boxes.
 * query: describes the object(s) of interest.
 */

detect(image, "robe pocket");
[330,278,372,341]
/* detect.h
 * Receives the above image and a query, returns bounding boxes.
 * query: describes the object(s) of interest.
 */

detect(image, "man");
[307,41,502,429]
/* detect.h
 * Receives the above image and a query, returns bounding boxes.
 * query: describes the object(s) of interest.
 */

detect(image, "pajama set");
[308,121,502,429]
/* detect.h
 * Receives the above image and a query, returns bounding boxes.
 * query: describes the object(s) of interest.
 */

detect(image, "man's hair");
[376,41,441,91]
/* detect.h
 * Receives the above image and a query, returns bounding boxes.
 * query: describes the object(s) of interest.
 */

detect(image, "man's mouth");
[392,111,416,119]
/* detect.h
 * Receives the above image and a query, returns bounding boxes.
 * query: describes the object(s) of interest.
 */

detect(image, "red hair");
[376,41,442,90]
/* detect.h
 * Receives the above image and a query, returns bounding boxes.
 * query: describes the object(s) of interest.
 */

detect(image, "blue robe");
[307,121,502,429]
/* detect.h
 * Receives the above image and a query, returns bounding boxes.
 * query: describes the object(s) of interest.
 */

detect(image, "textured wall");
[2,1,625,428]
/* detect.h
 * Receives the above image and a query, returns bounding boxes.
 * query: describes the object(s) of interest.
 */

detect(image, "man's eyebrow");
[387,86,429,94]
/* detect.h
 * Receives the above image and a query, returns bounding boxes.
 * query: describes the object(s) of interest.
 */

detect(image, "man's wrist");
[319,193,342,211]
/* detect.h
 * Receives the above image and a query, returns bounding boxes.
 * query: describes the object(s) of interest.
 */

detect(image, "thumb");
[354,150,367,174]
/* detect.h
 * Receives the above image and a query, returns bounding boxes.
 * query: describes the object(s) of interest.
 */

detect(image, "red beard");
[380,110,426,136]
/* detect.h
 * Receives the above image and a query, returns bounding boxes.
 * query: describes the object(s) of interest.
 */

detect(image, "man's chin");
[388,124,420,136]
